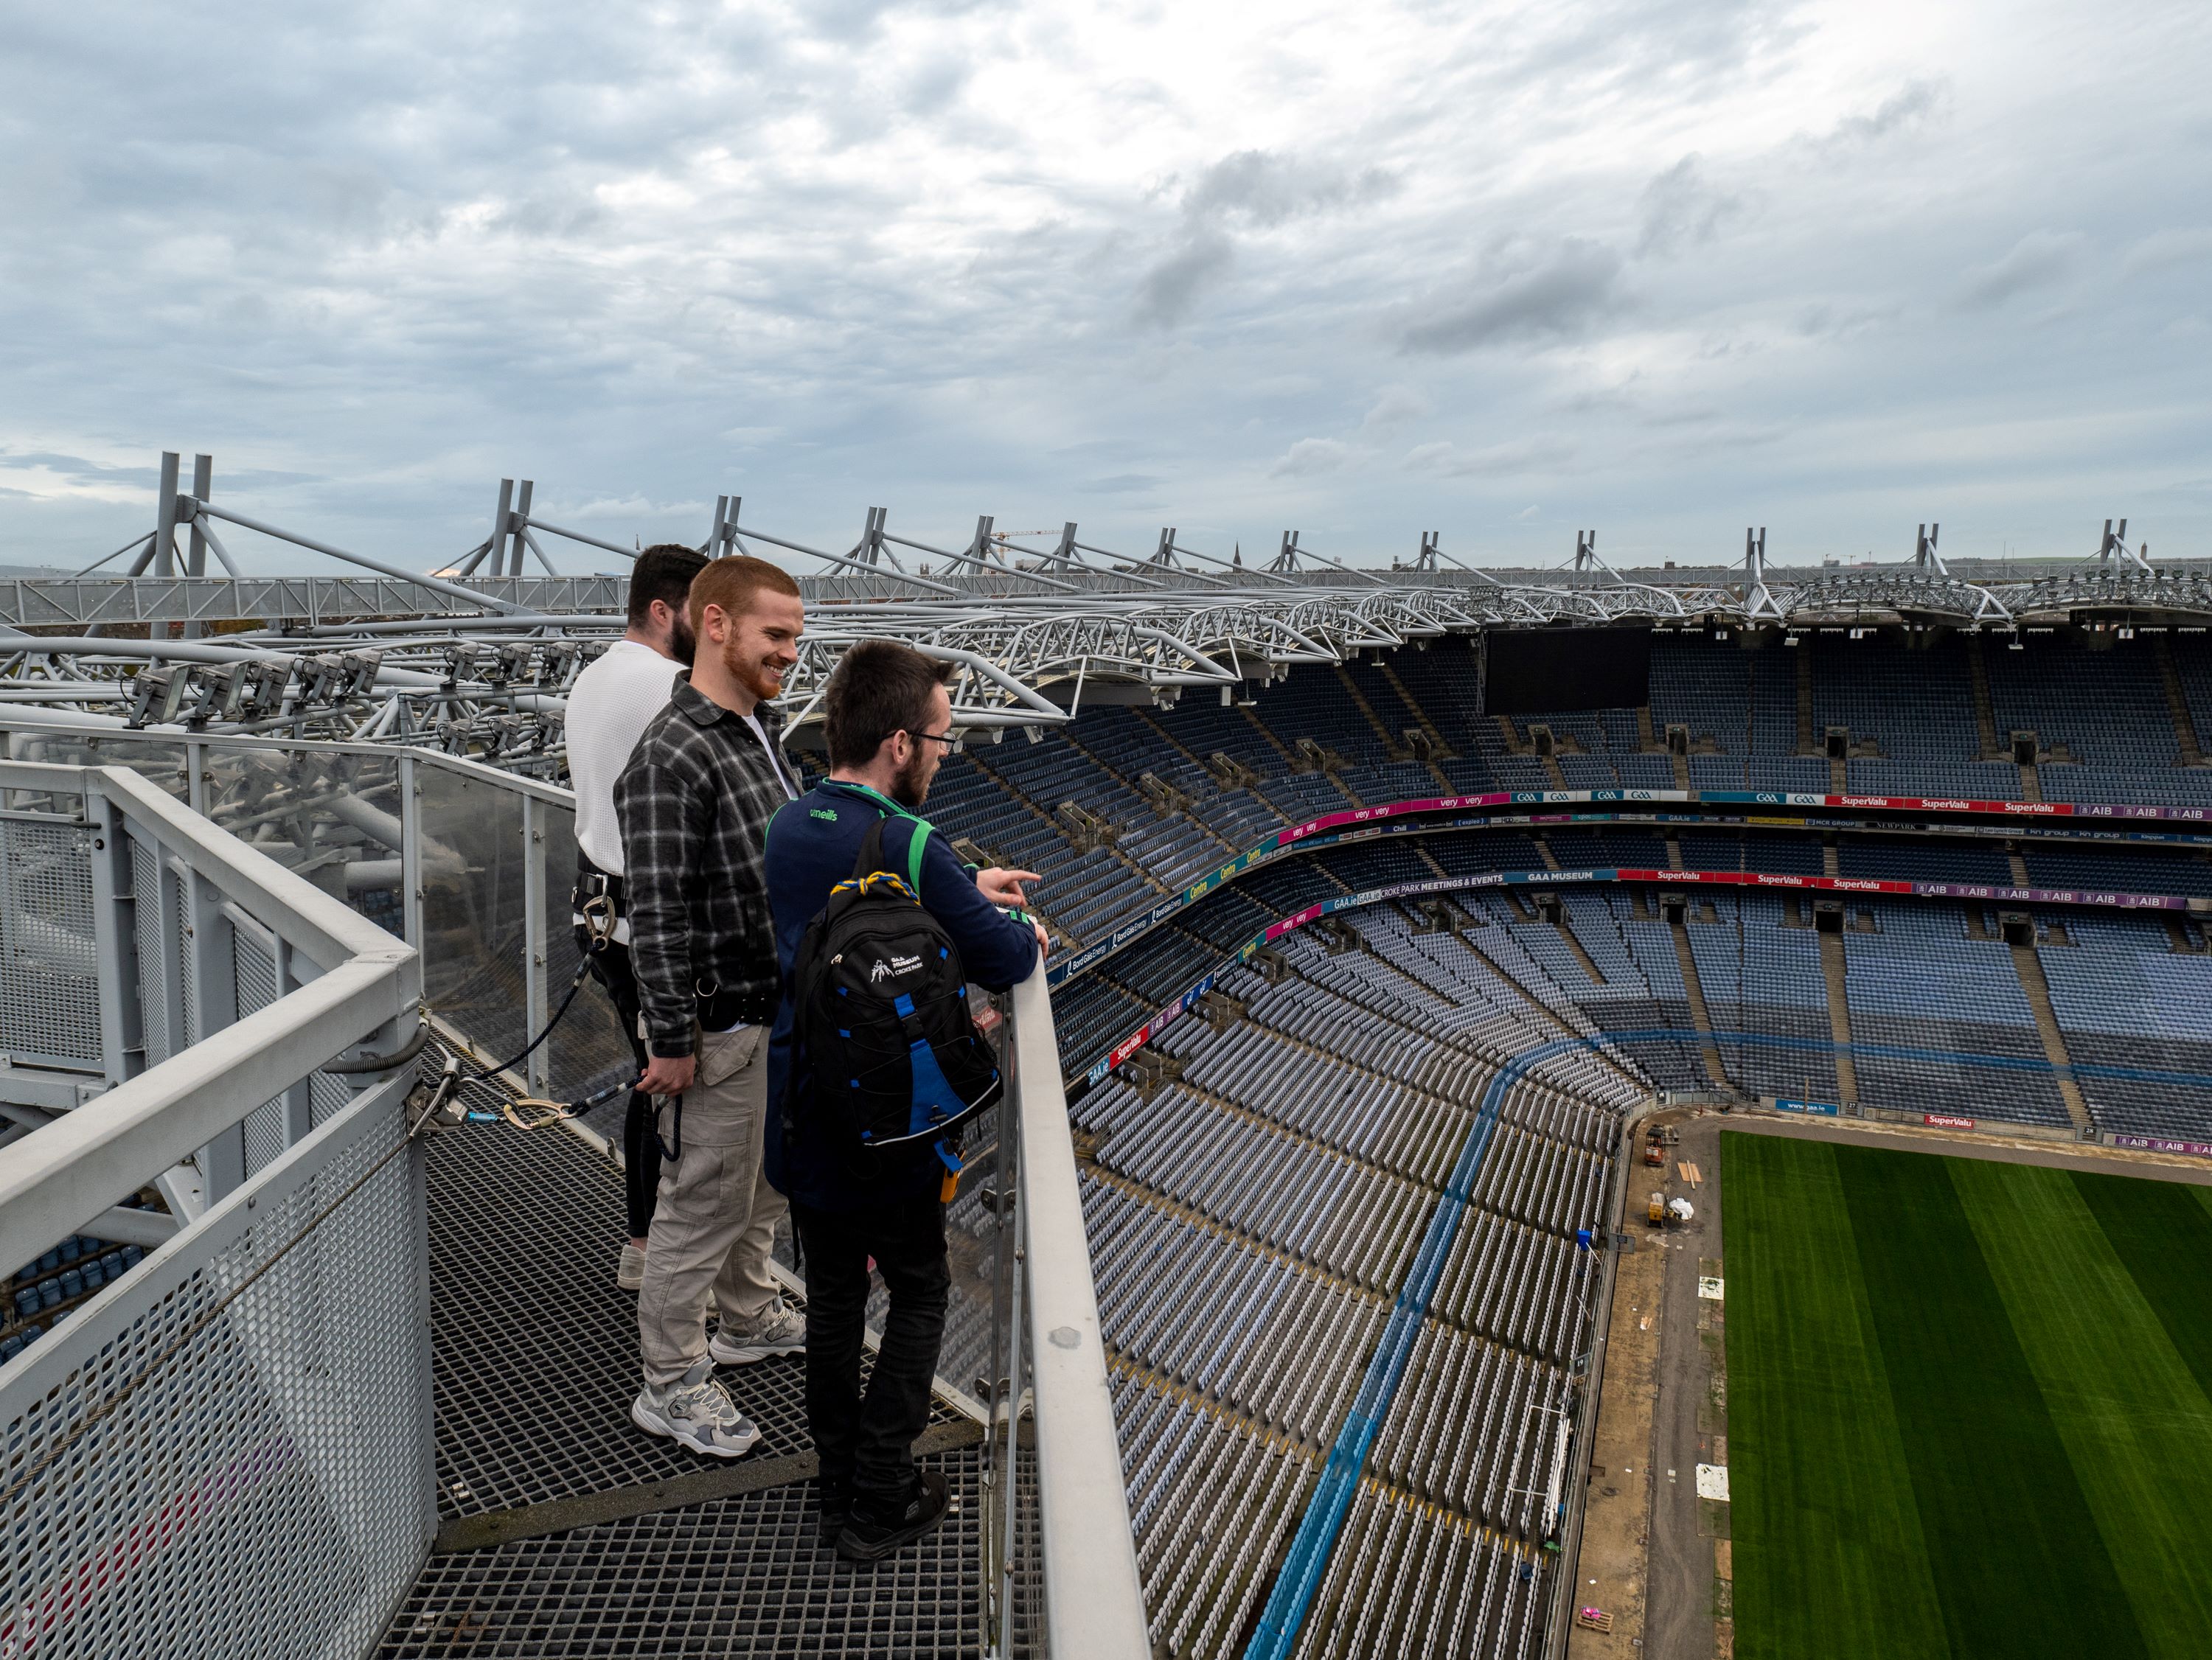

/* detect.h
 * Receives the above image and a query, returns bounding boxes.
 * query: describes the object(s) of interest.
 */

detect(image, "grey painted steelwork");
[0,758,431,1660]
[0,760,420,1270]
[6,454,2207,773]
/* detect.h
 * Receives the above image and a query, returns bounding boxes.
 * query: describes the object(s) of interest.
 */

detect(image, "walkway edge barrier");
[0,762,420,1273]
[1006,962,1150,1656]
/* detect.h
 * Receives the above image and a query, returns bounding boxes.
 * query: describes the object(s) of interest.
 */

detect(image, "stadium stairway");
[1795,644,1815,753]
[2152,633,2207,765]
[1819,929,1860,1106]
[1060,725,1243,859]
[1133,705,1290,824]
[1374,658,1457,757]
[2007,938,2096,1132]
[1665,910,1732,1089]
[1332,664,1410,761]
[1965,633,2006,759]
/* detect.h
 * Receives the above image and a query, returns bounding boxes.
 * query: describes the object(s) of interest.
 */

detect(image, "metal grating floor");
[380,1453,992,1659]
[390,1053,1015,1656]
[424,1113,844,1516]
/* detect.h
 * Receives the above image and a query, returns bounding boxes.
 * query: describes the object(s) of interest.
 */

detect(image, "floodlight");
[126,666,195,728]
[339,651,383,697]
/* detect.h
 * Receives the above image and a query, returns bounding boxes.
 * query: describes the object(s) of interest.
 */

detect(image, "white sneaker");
[709,1299,807,1365]
[631,1360,761,1457]
[617,1241,645,1292]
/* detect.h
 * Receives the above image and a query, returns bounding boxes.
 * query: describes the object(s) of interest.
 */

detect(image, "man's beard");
[891,747,932,809]
[721,632,783,703]
[670,613,698,667]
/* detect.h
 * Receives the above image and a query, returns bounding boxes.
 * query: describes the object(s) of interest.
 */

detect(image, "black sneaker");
[816,1477,852,1549]
[835,1471,950,1563]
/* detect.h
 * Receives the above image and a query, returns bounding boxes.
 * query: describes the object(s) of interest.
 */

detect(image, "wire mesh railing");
[0,760,428,1660]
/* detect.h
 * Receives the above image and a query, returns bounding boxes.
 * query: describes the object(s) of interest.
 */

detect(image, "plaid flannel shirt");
[613,676,801,1058]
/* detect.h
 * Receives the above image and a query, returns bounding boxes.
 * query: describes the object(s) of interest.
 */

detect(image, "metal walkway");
[0,756,1141,1660]
[378,1057,1026,1657]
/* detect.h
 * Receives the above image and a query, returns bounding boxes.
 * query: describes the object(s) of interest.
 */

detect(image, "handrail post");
[1006,963,1148,1656]
[85,781,146,1091]
[399,753,424,949]
[521,792,550,1095]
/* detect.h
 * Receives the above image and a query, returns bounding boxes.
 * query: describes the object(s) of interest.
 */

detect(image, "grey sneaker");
[709,1299,807,1365]
[617,1241,645,1292]
[631,1360,761,1458]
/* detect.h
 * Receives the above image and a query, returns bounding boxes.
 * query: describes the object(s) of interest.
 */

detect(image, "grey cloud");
[1134,150,1399,329]
[1135,231,1235,328]
[1822,77,1949,148]
[1406,436,1575,477]
[2123,228,2212,279]
[1361,385,1432,435]
[0,450,159,487]
[1399,240,1625,355]
[1638,156,1743,257]
[1956,230,2084,310]
[1638,405,1720,429]
[902,54,971,117]
[0,2,2205,572]
[1793,301,1901,340]
[1268,438,1353,478]
[1181,150,1399,229]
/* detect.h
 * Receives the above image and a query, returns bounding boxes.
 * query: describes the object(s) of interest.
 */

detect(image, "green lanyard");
[823,780,932,894]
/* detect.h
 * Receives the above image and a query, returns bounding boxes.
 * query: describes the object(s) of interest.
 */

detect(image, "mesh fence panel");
[11,734,191,800]
[0,816,100,1068]
[0,1085,431,1660]
[538,798,632,1106]
[130,837,173,1069]
[417,768,527,1068]
[233,927,288,1177]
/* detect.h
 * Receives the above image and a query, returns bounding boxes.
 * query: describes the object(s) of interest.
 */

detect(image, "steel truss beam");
[7,457,2208,765]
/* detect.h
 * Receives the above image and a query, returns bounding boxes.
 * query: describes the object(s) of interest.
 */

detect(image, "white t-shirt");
[568,639,683,882]
[743,711,801,801]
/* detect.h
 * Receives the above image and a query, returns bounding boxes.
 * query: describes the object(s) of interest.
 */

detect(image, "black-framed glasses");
[904,728,957,747]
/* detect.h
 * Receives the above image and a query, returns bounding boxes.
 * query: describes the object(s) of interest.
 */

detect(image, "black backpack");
[787,814,1001,1168]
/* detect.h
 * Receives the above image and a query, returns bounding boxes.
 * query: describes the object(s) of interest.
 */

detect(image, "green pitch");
[1722,1131,2212,1660]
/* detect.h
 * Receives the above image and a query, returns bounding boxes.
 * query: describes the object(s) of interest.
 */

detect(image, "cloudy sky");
[2,0,2207,576]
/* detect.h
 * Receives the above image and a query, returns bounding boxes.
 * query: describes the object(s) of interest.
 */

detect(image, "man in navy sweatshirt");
[763,639,1045,1562]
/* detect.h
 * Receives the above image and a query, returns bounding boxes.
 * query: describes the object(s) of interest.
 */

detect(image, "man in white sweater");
[568,544,709,1289]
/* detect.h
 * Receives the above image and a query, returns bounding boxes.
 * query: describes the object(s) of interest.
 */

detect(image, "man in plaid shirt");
[614,554,810,1457]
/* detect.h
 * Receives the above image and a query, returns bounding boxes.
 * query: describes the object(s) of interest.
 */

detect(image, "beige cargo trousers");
[636,1021,788,1387]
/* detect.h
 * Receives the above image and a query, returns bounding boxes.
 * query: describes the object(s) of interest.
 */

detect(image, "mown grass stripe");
[1835,1145,2148,1660]
[1722,1133,1946,1660]
[2073,1172,2212,1405]
[1958,1162,2212,1660]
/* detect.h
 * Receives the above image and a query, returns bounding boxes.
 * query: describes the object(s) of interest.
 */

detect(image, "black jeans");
[575,928,660,1240]
[792,1197,949,1519]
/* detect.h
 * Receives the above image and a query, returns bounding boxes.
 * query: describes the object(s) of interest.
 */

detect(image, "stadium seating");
[1068,926,1622,1652]
[942,627,2212,1156]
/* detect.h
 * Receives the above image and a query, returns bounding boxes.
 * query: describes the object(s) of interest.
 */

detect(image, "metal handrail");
[0,761,420,1272]
[1003,962,1149,1656]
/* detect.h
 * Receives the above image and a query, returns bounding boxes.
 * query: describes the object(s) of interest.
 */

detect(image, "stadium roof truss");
[3,456,2205,754]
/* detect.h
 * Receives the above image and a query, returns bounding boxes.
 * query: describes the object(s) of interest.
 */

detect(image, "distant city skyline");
[3,0,2206,577]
